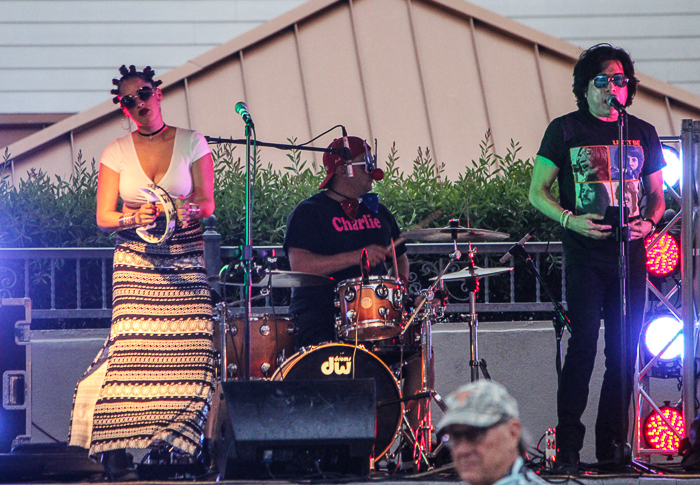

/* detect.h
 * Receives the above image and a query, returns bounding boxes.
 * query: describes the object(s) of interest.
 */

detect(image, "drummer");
[283,135,409,349]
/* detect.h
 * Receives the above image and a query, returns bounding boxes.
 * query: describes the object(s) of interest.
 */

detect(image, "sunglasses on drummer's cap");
[119,86,154,109]
[349,140,378,173]
[593,75,628,89]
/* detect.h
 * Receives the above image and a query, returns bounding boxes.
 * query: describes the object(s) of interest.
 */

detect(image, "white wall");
[467,0,700,97]
[3,0,700,115]
[1,0,304,114]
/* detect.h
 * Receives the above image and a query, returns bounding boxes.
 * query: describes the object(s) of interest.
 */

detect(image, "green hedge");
[0,135,560,249]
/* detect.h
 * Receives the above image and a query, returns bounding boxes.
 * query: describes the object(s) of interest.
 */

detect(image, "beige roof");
[4,0,700,183]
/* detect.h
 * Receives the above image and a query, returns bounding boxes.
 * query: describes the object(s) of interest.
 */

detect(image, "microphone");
[235,101,254,127]
[341,126,354,177]
[360,248,370,284]
[605,95,626,113]
[499,228,538,264]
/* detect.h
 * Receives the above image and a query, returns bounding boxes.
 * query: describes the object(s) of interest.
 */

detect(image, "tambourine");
[136,184,178,244]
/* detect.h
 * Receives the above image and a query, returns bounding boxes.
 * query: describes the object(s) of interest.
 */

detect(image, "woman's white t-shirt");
[100,128,211,206]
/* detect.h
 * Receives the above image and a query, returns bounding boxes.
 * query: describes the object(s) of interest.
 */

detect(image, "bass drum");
[272,343,402,460]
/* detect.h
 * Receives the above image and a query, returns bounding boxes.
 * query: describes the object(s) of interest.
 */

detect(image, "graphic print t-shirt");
[283,191,406,315]
[571,144,644,217]
[537,108,665,264]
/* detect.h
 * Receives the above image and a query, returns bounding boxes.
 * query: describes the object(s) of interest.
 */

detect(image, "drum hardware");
[395,219,467,470]
[335,276,406,341]
[207,130,362,381]
[429,264,513,383]
[223,269,333,288]
[212,303,296,379]
[400,225,509,243]
[224,291,269,308]
[217,261,331,379]
[397,219,514,471]
[433,265,512,281]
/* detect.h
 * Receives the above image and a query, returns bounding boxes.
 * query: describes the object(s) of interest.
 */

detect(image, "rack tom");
[335,276,406,341]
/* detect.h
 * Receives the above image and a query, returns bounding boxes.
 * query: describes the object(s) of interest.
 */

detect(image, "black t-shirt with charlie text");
[283,191,406,315]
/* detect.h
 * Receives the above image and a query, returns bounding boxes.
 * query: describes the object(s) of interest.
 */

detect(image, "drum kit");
[212,221,513,472]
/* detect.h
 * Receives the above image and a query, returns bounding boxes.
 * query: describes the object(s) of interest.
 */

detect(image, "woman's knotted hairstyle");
[111,65,163,104]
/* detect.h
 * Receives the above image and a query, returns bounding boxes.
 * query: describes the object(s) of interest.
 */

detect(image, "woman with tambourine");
[68,65,216,479]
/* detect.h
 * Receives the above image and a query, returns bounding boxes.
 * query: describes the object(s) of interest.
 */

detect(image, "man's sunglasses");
[593,75,629,89]
[348,139,378,173]
[119,86,154,109]
[350,152,378,173]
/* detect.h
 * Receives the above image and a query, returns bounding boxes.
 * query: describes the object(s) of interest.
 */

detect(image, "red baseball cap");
[319,136,384,189]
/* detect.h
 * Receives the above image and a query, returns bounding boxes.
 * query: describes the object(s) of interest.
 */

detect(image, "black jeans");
[293,308,337,349]
[556,248,647,461]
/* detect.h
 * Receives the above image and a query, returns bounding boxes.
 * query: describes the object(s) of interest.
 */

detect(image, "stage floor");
[4,473,700,485]
[3,460,700,485]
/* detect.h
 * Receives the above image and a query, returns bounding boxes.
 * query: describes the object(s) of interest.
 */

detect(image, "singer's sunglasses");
[119,86,154,109]
[593,75,629,89]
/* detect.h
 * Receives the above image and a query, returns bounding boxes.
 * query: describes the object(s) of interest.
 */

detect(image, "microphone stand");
[614,106,633,468]
[206,136,342,155]
[205,132,351,380]
[242,122,254,381]
[508,244,571,378]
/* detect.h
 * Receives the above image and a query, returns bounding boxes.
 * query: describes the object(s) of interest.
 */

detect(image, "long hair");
[573,43,638,110]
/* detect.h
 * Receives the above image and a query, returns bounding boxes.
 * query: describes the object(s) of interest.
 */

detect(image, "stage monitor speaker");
[220,379,376,479]
[0,298,31,453]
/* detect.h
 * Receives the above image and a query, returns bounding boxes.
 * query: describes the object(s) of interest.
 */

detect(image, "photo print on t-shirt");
[571,145,609,183]
[614,180,640,216]
[609,145,644,181]
[577,182,612,215]
[571,145,642,218]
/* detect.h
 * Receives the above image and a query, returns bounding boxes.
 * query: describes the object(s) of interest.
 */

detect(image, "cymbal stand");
[399,222,466,469]
[462,250,491,382]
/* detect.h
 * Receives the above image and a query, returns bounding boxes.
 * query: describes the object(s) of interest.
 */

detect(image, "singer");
[529,44,665,473]
[283,136,409,348]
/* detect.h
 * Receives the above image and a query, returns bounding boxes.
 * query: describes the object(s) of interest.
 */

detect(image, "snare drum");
[272,343,402,460]
[215,313,296,379]
[335,276,406,341]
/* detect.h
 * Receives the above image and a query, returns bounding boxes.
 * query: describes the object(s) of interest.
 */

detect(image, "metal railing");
[0,233,565,323]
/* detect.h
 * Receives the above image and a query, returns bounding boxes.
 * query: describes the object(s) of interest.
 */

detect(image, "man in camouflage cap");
[438,380,548,485]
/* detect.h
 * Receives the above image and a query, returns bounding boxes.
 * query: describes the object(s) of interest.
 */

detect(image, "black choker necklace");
[137,124,167,137]
[327,187,354,200]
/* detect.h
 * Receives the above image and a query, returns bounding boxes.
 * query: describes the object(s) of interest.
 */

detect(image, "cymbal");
[224,270,333,288]
[401,226,509,242]
[431,266,513,281]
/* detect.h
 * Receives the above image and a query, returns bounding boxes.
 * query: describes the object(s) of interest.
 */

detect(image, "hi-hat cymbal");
[224,270,333,288]
[431,266,513,281]
[401,226,509,242]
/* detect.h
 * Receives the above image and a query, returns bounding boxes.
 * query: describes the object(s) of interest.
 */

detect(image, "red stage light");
[645,233,679,277]
[644,406,684,450]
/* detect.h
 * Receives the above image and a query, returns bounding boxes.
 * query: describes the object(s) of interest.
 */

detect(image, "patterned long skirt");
[68,220,216,457]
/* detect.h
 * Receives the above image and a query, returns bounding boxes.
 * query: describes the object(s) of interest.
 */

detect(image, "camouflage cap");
[437,380,519,431]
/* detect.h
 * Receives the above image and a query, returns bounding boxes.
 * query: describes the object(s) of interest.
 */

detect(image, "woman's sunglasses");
[593,75,629,89]
[119,86,154,109]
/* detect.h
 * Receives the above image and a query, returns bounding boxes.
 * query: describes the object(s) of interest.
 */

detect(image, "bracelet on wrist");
[562,212,572,229]
[560,210,572,228]
[118,212,139,230]
[188,202,200,218]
